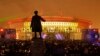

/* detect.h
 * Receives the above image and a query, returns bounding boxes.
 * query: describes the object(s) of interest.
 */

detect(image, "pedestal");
[30,38,45,56]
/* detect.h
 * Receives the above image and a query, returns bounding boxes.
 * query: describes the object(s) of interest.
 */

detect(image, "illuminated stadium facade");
[2,16,91,40]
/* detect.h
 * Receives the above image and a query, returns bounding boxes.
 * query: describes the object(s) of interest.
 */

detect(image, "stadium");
[0,16,92,40]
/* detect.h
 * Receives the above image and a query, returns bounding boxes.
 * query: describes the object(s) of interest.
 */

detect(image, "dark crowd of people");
[0,38,100,56]
[44,40,100,56]
[0,38,31,56]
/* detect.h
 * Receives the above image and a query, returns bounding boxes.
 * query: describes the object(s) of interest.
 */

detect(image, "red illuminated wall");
[3,16,91,29]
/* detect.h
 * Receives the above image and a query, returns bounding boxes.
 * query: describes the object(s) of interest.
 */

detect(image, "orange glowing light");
[0,29,4,32]
[8,22,12,24]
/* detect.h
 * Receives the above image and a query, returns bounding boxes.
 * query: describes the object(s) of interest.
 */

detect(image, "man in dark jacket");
[30,10,45,39]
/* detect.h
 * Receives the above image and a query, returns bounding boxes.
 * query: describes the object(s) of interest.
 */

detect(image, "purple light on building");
[55,33,64,40]
[42,33,47,39]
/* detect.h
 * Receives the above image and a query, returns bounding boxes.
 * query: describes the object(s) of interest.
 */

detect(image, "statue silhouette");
[30,11,45,39]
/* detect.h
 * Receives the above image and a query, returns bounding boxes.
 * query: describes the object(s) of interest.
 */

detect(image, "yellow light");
[16,33,19,39]
[23,22,78,33]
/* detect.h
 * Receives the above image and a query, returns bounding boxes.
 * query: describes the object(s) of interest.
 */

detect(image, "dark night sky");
[0,0,100,30]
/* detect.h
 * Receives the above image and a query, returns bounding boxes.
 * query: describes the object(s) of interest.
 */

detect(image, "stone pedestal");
[30,38,45,56]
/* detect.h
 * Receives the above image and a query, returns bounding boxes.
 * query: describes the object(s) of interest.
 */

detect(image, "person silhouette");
[30,10,45,39]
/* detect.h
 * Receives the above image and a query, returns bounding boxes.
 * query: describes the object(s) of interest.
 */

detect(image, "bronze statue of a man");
[30,11,45,39]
